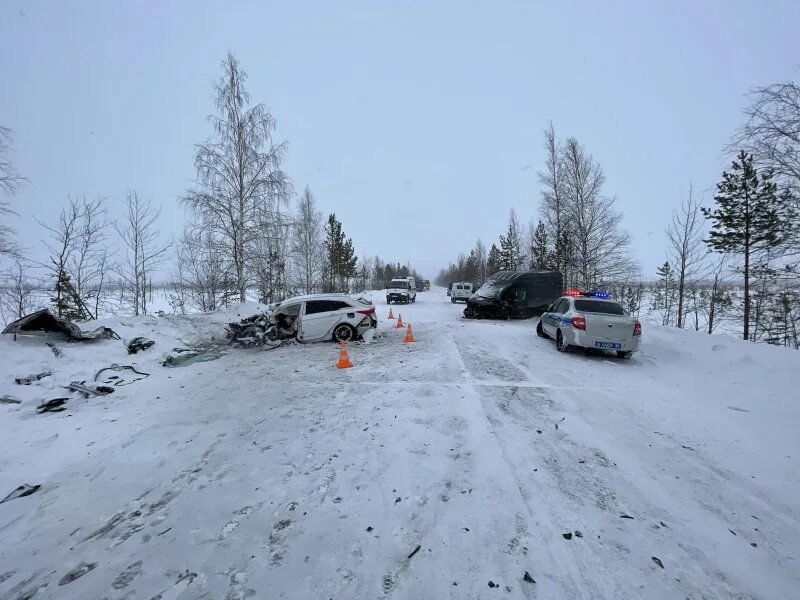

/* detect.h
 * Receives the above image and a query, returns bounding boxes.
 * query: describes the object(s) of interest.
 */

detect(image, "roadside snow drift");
[1,291,798,599]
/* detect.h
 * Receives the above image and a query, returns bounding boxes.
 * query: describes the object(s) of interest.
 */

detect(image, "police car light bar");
[585,291,611,299]
[564,288,583,297]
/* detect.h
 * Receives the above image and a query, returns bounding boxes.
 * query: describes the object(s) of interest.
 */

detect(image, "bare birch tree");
[175,225,231,312]
[68,196,111,319]
[183,53,290,302]
[290,186,323,294]
[114,191,172,315]
[665,184,707,328]
[538,122,568,280]
[562,137,634,288]
[729,81,800,197]
[1,126,26,257]
[37,198,83,318]
[0,258,37,324]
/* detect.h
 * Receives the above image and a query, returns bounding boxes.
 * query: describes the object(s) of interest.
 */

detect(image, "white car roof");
[277,294,371,306]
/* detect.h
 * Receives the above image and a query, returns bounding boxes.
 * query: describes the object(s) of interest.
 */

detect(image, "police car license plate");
[595,341,621,349]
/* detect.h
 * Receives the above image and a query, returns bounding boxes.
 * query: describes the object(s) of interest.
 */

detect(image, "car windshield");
[389,281,408,289]
[574,299,625,315]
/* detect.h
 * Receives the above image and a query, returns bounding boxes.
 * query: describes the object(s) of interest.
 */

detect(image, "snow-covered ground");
[1,288,798,599]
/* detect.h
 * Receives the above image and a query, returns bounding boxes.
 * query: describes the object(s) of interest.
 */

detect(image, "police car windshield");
[574,299,625,315]
[389,281,408,289]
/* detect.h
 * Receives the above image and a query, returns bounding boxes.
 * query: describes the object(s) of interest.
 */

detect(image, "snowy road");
[1,289,799,599]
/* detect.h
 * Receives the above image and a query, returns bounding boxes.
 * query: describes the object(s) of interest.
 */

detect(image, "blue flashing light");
[585,290,611,299]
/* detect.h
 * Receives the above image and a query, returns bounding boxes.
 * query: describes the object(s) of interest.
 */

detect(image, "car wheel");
[332,323,356,342]
[536,320,547,338]
[451,297,456,303]
[617,351,633,360]
[556,330,569,352]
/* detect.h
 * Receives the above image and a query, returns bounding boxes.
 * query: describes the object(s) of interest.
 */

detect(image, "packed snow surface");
[0,289,798,599]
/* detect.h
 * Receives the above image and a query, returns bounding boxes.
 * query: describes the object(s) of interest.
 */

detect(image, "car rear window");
[574,300,625,315]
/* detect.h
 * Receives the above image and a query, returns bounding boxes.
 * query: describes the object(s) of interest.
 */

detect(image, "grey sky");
[2,1,798,280]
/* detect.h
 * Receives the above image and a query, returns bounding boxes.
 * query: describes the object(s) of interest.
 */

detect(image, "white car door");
[543,298,565,336]
[298,300,350,341]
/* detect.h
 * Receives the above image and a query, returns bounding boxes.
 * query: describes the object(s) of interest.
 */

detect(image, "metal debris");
[1,484,41,503]
[36,398,68,413]
[523,571,536,584]
[67,382,115,398]
[127,337,155,354]
[15,371,52,385]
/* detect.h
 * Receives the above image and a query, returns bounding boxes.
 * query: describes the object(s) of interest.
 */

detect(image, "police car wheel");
[536,320,547,338]
[556,330,569,352]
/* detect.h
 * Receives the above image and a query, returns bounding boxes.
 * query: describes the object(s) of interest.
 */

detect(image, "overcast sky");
[2,1,798,280]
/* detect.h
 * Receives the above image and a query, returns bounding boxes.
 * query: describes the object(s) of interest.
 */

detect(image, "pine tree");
[702,150,795,340]
[323,213,357,292]
[51,268,84,321]
[655,261,676,326]
[498,210,523,271]
[486,244,502,277]
[529,220,549,269]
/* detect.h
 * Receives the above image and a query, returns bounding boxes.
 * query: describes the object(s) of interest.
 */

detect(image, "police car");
[536,290,641,359]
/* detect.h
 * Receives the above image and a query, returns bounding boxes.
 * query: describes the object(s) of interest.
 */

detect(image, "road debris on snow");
[1,483,41,503]
[94,364,150,385]
[1,309,119,341]
[14,371,52,385]
[36,398,68,413]
[523,571,536,583]
[58,562,97,586]
[127,336,155,354]
[66,382,115,397]
[651,556,665,569]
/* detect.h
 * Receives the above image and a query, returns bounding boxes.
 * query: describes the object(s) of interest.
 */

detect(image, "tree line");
[654,81,799,346]
[438,79,800,348]
[0,53,422,323]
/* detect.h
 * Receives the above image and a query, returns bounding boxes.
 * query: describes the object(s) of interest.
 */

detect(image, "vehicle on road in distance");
[464,270,563,319]
[450,282,473,303]
[386,277,417,304]
[446,282,453,296]
[415,279,424,292]
[422,280,431,291]
[537,290,641,359]
[231,293,377,345]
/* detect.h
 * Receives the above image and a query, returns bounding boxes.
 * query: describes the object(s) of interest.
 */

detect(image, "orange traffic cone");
[404,323,416,343]
[336,341,353,369]
[395,314,405,329]
[387,307,395,319]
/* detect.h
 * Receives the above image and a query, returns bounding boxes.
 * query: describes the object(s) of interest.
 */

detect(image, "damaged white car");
[228,294,378,346]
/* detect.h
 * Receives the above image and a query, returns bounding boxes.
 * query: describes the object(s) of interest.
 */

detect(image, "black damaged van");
[463,270,563,319]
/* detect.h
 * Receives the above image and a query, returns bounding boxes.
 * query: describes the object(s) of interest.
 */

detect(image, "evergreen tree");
[486,244,502,277]
[51,268,84,320]
[498,209,523,271]
[529,220,549,269]
[655,261,676,326]
[323,213,357,292]
[702,150,795,340]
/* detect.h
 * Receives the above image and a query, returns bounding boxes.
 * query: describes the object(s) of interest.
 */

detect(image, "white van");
[386,277,417,304]
[450,282,473,303]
